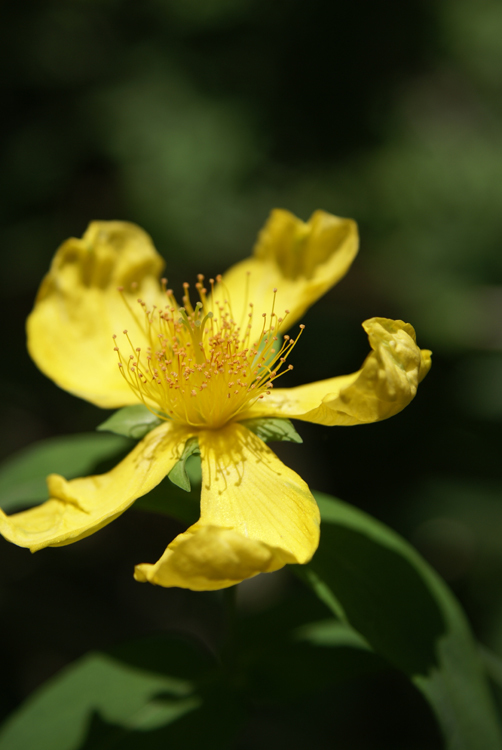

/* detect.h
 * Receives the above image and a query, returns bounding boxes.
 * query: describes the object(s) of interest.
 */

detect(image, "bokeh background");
[1,1,502,747]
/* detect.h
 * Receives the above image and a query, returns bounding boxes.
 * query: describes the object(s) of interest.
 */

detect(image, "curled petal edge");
[27,221,166,409]
[241,317,432,426]
[0,422,191,552]
[217,209,359,345]
[134,524,291,591]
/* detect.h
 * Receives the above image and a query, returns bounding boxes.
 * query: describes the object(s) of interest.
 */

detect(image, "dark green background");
[1,1,502,747]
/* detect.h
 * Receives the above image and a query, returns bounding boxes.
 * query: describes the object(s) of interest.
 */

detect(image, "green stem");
[221,585,238,678]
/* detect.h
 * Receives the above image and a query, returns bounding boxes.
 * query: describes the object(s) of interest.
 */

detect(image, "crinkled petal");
[242,318,432,426]
[0,422,191,552]
[134,423,320,590]
[135,525,284,591]
[27,221,166,408]
[216,209,358,345]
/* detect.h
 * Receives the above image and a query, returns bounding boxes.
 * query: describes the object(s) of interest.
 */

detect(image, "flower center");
[113,275,303,429]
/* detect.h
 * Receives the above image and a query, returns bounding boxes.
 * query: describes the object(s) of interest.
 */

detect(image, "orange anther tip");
[123,329,128,334]
[273,287,277,293]
[117,286,124,292]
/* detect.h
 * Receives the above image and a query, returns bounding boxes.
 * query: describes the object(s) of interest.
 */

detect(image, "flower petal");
[242,318,432,426]
[0,422,191,552]
[27,222,166,408]
[134,423,320,590]
[135,526,283,591]
[216,209,358,344]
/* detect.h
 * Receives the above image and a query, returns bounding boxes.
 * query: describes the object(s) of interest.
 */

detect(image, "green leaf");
[243,620,386,706]
[0,433,132,513]
[238,593,427,727]
[167,437,200,492]
[97,405,162,439]
[297,492,502,750]
[241,417,302,444]
[0,636,242,750]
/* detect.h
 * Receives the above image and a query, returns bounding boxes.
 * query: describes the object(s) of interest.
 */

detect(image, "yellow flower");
[0,210,431,590]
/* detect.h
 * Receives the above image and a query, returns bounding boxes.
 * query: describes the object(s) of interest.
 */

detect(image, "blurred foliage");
[4,491,500,749]
[1,0,502,747]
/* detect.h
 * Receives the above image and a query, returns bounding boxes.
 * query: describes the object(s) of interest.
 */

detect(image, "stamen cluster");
[113,275,303,428]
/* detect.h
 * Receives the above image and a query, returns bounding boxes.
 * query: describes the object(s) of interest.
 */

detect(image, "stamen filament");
[113,278,302,428]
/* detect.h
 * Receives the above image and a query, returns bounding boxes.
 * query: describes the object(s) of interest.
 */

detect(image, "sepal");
[97,404,163,440]
[241,417,302,444]
[168,437,200,492]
